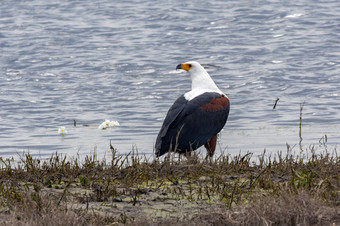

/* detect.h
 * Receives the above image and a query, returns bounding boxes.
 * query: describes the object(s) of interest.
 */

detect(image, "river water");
[1,0,339,160]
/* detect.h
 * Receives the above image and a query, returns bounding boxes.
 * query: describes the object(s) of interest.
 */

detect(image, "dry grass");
[0,145,339,225]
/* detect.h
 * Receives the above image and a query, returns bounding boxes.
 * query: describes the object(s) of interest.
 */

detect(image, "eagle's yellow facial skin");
[181,63,193,71]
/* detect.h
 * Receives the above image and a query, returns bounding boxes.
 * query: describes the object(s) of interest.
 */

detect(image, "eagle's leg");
[204,134,217,160]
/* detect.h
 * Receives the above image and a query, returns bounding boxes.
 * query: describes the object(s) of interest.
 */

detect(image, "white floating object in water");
[58,126,68,135]
[98,120,120,130]
[109,120,120,127]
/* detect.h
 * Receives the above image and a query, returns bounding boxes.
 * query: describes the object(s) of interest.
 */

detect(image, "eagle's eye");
[188,64,192,68]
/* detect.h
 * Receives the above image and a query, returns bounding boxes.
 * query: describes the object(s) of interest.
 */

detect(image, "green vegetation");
[0,145,339,225]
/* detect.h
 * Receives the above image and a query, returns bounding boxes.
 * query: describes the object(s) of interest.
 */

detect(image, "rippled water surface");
[1,0,340,159]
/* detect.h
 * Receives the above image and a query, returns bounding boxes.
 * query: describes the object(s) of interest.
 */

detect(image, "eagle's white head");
[176,61,224,100]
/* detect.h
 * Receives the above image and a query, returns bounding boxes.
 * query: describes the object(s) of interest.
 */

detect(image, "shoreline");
[0,148,339,225]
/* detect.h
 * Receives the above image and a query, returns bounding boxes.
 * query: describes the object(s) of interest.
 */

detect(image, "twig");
[299,102,305,143]
[273,97,279,109]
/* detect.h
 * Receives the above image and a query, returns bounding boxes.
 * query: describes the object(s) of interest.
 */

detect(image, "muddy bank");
[0,150,339,225]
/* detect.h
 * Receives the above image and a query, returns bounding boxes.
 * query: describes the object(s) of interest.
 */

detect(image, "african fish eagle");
[155,61,230,158]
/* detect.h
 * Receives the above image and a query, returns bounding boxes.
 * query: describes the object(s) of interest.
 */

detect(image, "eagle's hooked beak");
[176,63,192,71]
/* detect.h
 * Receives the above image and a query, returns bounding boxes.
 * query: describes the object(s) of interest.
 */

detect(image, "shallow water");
[1,0,340,159]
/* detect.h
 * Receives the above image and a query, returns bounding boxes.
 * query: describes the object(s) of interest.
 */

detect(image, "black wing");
[155,92,230,157]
